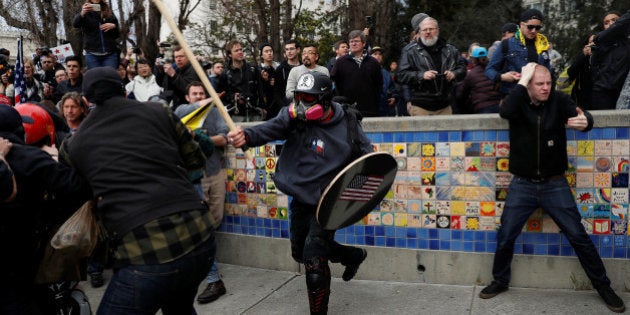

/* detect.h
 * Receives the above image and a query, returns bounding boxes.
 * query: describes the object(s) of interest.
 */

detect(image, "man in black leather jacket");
[397,17,466,115]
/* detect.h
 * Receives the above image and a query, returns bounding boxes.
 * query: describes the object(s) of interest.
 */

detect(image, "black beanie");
[82,67,124,104]
[520,9,543,22]
[0,105,25,142]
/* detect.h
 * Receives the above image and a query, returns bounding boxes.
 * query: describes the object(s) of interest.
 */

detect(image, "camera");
[159,42,172,48]
[90,3,101,11]
[132,47,141,54]
[261,65,274,76]
[365,16,373,28]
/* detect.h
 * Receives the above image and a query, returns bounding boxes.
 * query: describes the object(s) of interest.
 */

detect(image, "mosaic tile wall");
[218,127,630,259]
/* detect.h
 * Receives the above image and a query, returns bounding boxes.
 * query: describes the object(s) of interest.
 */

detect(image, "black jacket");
[591,12,630,94]
[0,130,90,291]
[221,61,263,114]
[500,85,593,179]
[397,38,466,111]
[61,97,206,239]
[331,54,383,117]
[273,60,300,110]
[73,11,120,54]
[567,51,593,109]
[163,62,200,108]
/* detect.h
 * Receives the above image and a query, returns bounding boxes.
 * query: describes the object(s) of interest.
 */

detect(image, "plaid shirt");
[115,208,215,265]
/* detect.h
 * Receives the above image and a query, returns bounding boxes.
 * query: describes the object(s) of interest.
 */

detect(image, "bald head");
[527,65,552,104]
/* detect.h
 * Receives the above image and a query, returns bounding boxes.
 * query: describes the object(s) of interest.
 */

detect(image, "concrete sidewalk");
[81,263,626,314]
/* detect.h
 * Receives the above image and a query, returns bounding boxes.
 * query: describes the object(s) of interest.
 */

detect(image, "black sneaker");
[89,272,104,288]
[479,281,508,299]
[342,248,367,281]
[597,286,625,313]
[197,280,227,304]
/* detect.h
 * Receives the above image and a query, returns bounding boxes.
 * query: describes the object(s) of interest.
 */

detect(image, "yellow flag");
[181,102,212,129]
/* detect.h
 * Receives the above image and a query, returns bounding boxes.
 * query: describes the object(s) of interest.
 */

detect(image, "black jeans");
[289,199,356,264]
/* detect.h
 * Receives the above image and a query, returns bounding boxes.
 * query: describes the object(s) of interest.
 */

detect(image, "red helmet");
[15,103,55,146]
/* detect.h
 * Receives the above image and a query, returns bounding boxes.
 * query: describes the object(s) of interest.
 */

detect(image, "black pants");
[289,199,357,264]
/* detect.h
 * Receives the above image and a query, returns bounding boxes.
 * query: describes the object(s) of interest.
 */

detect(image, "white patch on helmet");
[297,73,315,90]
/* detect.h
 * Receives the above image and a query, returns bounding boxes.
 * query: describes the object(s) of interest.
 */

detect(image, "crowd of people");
[0,1,629,313]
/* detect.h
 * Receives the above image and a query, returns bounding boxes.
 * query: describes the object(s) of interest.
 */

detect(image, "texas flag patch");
[311,138,324,154]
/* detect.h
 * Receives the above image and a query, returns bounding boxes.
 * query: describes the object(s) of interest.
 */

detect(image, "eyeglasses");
[295,93,317,103]
[421,28,438,33]
[42,61,52,63]
[302,51,317,56]
[526,24,542,31]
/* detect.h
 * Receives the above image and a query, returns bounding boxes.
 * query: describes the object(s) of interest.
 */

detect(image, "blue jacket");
[379,67,399,116]
[485,36,551,95]
[244,102,373,206]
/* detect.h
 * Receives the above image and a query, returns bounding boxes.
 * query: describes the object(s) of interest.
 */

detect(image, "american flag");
[14,36,26,105]
[339,174,384,202]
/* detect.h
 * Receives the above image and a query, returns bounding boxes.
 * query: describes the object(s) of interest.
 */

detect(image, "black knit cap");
[501,23,518,34]
[259,43,272,56]
[0,105,25,140]
[520,9,543,22]
[82,67,123,101]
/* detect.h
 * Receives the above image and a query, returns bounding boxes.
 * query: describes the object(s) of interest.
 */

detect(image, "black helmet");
[294,71,333,102]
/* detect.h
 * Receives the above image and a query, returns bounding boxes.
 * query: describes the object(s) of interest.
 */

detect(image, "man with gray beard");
[396,17,466,115]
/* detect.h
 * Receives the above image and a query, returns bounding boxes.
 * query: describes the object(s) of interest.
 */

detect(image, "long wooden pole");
[151,0,252,161]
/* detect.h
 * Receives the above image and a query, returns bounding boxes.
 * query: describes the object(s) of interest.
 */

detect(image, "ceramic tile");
[222,127,630,258]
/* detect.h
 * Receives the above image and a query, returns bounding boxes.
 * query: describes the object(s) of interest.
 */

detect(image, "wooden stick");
[151,0,253,161]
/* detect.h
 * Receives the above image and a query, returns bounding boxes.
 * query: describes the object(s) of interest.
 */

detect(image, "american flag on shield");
[13,36,26,105]
[339,174,384,202]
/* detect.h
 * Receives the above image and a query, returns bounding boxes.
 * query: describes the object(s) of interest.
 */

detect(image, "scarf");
[516,30,549,54]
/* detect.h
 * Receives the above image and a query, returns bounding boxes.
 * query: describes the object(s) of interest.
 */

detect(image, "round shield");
[316,152,397,230]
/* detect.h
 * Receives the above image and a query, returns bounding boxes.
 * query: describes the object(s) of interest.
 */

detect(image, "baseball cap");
[371,46,383,54]
[471,47,488,58]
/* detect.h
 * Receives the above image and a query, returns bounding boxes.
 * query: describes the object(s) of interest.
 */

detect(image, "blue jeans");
[492,176,611,288]
[205,260,220,283]
[97,236,215,315]
[85,52,119,70]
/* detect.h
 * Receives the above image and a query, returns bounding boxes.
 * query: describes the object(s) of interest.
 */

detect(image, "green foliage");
[292,6,343,66]
[541,0,629,69]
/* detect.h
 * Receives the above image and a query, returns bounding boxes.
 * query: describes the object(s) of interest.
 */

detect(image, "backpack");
[340,102,364,161]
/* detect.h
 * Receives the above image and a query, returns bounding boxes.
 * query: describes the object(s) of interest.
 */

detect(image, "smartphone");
[90,3,101,11]
[365,16,373,28]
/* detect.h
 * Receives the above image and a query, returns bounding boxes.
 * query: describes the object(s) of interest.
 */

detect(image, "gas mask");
[288,92,325,121]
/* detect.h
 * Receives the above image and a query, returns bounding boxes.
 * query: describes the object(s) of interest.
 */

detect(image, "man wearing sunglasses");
[285,44,329,101]
[485,8,552,96]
